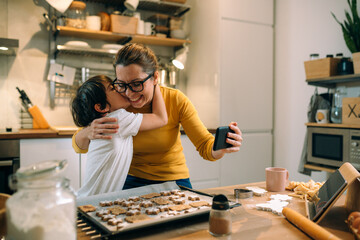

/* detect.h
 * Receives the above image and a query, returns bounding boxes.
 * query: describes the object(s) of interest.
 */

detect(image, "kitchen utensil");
[16,87,50,129]
[86,16,101,31]
[158,67,168,86]
[64,40,90,48]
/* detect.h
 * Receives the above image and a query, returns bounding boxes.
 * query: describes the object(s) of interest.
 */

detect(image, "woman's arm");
[211,122,243,159]
[73,117,119,151]
[139,85,168,131]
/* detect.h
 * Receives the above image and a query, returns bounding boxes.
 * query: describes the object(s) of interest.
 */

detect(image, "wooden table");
[77,182,354,239]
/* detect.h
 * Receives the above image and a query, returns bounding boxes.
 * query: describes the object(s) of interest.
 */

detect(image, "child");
[71,75,167,197]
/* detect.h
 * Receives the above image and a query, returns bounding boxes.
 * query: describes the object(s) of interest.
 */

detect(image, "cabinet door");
[220,0,274,25]
[20,139,80,190]
[220,19,273,131]
[220,133,272,186]
[181,135,220,189]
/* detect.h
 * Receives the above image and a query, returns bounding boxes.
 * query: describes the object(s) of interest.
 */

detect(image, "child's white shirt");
[77,108,143,197]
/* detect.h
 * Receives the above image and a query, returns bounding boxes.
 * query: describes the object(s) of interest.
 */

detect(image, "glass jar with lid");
[65,1,86,29]
[6,160,76,240]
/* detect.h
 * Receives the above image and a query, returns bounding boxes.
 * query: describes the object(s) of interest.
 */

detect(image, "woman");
[73,43,243,190]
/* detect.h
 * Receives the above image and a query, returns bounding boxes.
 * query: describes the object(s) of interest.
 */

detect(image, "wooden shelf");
[56,26,191,47]
[306,122,360,129]
[306,74,360,88]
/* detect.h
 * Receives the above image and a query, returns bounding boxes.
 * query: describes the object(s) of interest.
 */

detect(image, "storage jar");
[65,1,86,29]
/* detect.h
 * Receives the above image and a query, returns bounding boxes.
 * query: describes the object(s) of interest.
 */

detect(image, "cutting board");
[50,126,79,135]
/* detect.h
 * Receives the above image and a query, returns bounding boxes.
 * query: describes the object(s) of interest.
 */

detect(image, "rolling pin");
[282,207,341,240]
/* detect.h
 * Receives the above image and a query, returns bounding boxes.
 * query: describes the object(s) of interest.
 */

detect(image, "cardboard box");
[110,15,138,34]
[342,97,360,125]
[304,57,341,79]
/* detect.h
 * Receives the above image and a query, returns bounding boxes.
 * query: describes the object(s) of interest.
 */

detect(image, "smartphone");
[213,126,235,151]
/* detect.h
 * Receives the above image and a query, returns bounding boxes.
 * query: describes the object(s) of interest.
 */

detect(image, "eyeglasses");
[112,73,153,93]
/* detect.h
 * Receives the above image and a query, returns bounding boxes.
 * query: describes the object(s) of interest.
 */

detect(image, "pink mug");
[265,167,289,192]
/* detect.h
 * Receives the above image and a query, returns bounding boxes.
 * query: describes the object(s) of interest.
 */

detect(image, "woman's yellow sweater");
[72,86,216,181]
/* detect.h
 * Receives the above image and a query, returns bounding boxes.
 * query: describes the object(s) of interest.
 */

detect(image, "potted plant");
[332,0,360,74]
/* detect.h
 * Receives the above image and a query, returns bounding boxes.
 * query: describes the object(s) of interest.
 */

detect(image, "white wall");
[274,0,352,182]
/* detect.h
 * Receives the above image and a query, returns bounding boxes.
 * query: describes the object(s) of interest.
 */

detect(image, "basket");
[0,193,10,237]
[304,57,341,79]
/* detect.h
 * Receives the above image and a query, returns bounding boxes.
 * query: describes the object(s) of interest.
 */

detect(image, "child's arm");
[139,85,168,131]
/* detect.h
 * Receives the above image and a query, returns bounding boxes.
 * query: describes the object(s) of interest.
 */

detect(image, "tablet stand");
[306,162,360,223]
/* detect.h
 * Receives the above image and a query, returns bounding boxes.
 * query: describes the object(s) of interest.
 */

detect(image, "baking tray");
[76,182,240,238]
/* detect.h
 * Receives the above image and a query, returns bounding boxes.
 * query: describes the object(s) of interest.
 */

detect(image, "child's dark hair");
[71,75,113,127]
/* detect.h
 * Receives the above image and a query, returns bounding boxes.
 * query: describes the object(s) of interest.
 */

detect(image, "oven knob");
[351,142,359,147]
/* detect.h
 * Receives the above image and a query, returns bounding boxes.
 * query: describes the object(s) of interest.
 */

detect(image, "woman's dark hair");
[114,43,158,74]
[71,75,113,127]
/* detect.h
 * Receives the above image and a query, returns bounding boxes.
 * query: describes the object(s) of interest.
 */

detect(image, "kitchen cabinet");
[20,138,81,190]
[181,135,220,189]
[186,0,274,186]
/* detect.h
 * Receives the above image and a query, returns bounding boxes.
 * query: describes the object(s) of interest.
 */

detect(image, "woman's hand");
[212,122,243,159]
[75,117,119,150]
[87,117,119,140]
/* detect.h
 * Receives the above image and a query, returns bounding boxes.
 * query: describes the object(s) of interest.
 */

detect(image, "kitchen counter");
[0,128,217,140]
[77,182,354,240]
[0,127,77,140]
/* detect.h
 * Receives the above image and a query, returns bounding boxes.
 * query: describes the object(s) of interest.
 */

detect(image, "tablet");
[309,169,347,222]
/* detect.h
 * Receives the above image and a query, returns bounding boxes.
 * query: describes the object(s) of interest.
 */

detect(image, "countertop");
[0,127,78,140]
[0,127,217,140]
[77,182,354,240]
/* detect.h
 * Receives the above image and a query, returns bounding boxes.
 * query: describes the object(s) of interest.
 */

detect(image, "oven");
[0,140,20,194]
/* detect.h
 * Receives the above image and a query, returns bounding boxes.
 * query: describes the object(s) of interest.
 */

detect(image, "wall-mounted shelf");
[84,0,191,17]
[306,122,360,129]
[55,26,191,47]
[306,74,360,88]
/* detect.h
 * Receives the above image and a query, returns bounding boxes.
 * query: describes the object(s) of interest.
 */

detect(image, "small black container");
[337,57,354,75]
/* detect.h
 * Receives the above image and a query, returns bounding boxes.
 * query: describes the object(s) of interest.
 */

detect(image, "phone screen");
[310,169,347,221]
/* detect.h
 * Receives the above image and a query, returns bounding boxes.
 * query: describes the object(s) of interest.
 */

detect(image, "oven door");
[307,127,349,167]
[0,140,20,194]
[0,158,19,194]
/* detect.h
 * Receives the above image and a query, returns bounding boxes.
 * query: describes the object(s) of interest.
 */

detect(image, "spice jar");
[6,160,76,240]
[65,1,86,29]
[209,194,232,236]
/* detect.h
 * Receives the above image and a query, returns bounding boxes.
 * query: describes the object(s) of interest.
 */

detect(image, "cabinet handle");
[0,160,13,167]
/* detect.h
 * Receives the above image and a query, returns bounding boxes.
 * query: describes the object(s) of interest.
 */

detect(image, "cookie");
[171,189,181,195]
[128,204,141,211]
[160,190,171,196]
[117,223,126,230]
[108,206,127,215]
[108,218,122,226]
[140,200,153,208]
[126,209,141,216]
[189,201,210,208]
[169,204,191,211]
[128,196,140,202]
[152,197,170,205]
[78,204,96,213]
[188,195,200,201]
[125,214,151,223]
[173,198,186,205]
[178,192,186,197]
[158,206,169,212]
[114,198,126,205]
[168,195,180,201]
[96,209,109,217]
[145,207,160,215]
[141,192,161,199]
[121,201,134,207]
[99,201,113,207]
[102,214,115,221]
